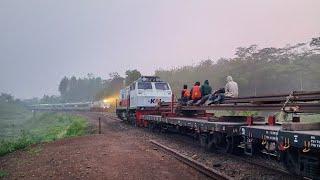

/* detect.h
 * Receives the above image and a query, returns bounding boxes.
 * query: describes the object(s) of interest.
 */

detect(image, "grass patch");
[0,103,89,156]
[0,132,34,156]
[0,103,33,139]
[27,146,42,156]
[0,170,8,178]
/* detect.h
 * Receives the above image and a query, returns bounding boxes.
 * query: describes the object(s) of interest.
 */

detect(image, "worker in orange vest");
[180,84,190,105]
[181,85,190,98]
[189,82,202,105]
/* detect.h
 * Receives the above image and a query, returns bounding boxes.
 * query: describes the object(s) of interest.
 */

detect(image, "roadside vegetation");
[0,170,8,178]
[0,102,89,156]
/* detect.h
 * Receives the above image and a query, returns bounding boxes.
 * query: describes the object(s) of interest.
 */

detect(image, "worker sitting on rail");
[207,76,238,105]
[187,82,202,105]
[179,84,190,105]
[225,76,238,98]
[206,88,225,105]
[195,80,212,106]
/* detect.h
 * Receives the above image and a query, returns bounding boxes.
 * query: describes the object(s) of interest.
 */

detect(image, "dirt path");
[0,112,209,180]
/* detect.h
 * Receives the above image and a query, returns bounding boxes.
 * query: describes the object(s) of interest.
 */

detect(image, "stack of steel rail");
[162,91,320,113]
[223,91,320,104]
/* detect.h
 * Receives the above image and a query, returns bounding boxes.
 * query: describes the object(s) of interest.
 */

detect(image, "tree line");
[155,37,320,97]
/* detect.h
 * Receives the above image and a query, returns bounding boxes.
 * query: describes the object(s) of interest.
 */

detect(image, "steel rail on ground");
[103,113,120,121]
[150,140,233,180]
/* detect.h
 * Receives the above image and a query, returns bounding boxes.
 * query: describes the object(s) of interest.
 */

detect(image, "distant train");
[90,100,111,112]
[30,100,110,112]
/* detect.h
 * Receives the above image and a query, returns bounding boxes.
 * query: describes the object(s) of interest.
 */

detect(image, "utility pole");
[299,72,303,91]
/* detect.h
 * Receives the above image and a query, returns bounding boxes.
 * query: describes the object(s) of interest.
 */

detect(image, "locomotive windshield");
[155,82,170,90]
[138,82,152,90]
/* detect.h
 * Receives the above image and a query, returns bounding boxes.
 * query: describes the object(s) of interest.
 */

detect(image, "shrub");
[0,133,33,156]
[0,113,88,157]
[65,117,87,137]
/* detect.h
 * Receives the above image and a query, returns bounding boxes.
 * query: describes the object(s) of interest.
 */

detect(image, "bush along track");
[0,113,89,156]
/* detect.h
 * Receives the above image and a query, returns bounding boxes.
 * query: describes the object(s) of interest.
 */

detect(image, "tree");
[125,69,141,85]
[58,74,106,102]
[310,37,320,47]
[109,72,120,79]
[95,72,125,100]
[0,93,14,103]
[235,45,258,60]
[58,76,69,96]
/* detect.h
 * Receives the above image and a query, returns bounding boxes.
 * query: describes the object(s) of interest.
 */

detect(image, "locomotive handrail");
[261,135,267,145]
[283,138,290,149]
[302,141,311,153]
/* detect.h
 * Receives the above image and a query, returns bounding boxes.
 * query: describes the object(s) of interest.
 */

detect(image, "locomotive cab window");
[130,83,136,90]
[138,82,152,90]
[155,82,170,90]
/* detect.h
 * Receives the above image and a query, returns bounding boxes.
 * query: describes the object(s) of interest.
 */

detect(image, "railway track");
[150,140,233,180]
[104,112,292,178]
[101,112,303,179]
[224,153,291,177]
[151,135,293,178]
[103,113,120,121]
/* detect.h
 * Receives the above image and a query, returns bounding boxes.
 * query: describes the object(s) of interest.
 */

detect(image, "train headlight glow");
[103,96,118,104]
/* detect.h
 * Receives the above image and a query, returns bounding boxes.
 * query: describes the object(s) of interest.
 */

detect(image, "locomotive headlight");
[103,96,118,104]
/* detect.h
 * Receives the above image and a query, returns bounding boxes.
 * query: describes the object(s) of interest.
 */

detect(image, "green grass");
[0,103,33,139]
[25,112,88,142]
[0,170,8,178]
[0,102,89,156]
[27,146,42,156]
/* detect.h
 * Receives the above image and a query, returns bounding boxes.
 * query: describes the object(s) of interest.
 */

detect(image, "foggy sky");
[0,0,319,99]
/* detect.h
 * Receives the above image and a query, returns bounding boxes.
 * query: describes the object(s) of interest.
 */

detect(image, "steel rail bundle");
[178,103,320,113]
[157,91,320,114]
[223,91,320,104]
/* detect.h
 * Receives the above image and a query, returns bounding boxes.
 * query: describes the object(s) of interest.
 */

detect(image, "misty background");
[0,0,320,99]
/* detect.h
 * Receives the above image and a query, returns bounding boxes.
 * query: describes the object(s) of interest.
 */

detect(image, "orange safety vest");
[191,86,201,100]
[183,89,190,97]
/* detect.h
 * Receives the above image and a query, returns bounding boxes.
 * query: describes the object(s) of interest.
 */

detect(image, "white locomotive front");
[116,76,172,120]
[128,76,172,109]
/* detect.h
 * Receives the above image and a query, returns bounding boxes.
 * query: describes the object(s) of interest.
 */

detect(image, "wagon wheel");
[281,148,300,175]
[207,133,221,152]
[122,111,126,121]
[207,132,229,153]
[199,134,208,149]
[148,122,154,131]
[214,134,231,153]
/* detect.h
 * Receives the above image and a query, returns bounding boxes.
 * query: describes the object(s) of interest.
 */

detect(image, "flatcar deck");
[143,115,247,133]
[241,125,320,150]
